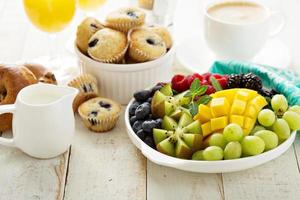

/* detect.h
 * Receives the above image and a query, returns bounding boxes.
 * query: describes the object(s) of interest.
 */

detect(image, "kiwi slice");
[153,113,203,159]
[151,84,191,118]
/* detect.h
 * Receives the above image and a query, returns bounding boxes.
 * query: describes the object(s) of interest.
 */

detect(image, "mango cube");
[211,116,228,131]
[249,96,268,112]
[230,99,246,115]
[244,104,258,118]
[244,117,256,130]
[211,89,239,104]
[201,122,212,137]
[194,104,211,123]
[240,89,258,100]
[210,98,230,117]
[235,91,250,101]
[230,115,244,127]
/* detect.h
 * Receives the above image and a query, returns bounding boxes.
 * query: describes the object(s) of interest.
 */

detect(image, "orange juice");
[78,0,106,11]
[23,0,76,33]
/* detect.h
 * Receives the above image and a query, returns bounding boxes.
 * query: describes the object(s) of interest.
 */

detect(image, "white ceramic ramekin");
[125,98,296,173]
[75,45,175,105]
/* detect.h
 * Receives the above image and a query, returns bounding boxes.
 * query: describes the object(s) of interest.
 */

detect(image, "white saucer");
[176,36,291,74]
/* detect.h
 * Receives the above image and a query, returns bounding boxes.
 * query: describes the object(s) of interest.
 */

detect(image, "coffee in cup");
[204,0,285,60]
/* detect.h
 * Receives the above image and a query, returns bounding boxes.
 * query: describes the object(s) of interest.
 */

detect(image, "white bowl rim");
[74,43,176,72]
[125,97,297,165]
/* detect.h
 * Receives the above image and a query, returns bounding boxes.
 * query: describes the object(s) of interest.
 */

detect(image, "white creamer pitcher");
[0,83,78,159]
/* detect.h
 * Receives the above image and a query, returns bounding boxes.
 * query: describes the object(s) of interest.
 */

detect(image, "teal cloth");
[209,60,300,106]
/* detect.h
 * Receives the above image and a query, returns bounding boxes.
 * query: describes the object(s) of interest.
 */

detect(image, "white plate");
[125,98,296,173]
[176,36,291,74]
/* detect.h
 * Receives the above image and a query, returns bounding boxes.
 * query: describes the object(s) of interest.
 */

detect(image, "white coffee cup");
[0,84,78,159]
[204,0,286,60]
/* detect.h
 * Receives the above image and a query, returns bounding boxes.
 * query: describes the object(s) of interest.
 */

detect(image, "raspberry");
[186,73,203,87]
[202,73,211,81]
[212,74,222,79]
[206,85,216,95]
[171,74,189,92]
[216,77,228,89]
[201,80,209,85]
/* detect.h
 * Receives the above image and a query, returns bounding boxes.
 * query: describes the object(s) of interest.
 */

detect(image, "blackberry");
[259,88,278,98]
[227,74,245,88]
[243,73,262,91]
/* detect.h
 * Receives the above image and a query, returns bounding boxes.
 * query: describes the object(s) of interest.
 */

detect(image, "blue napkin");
[209,60,300,106]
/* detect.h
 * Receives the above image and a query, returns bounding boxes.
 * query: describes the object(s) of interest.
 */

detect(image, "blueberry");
[136,129,147,140]
[135,102,151,120]
[129,101,140,116]
[142,120,157,133]
[134,90,151,102]
[144,136,155,149]
[132,120,143,133]
[155,118,163,128]
[147,97,152,103]
[130,116,137,125]
[88,38,99,47]
[99,101,111,109]
[150,85,162,96]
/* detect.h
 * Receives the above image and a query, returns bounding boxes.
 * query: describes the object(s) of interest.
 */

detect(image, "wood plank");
[293,133,300,172]
[0,131,69,200]
[223,146,300,200]
[64,108,147,200]
[147,161,224,200]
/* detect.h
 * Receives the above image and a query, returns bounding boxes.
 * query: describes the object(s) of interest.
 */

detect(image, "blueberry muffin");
[87,28,128,63]
[78,97,121,132]
[68,74,99,112]
[76,17,104,55]
[128,28,166,62]
[148,26,173,50]
[105,7,145,33]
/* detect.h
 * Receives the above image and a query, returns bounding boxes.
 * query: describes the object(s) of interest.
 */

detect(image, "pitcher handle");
[0,104,16,147]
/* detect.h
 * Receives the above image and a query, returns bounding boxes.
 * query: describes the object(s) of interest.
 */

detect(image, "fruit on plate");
[282,110,300,131]
[254,130,278,151]
[257,109,276,127]
[208,133,227,149]
[272,119,291,140]
[192,150,204,160]
[224,141,242,160]
[223,123,244,142]
[241,136,265,156]
[153,113,203,159]
[271,94,288,116]
[288,105,300,115]
[203,146,224,161]
[194,88,268,136]
[171,73,228,93]
[151,84,191,119]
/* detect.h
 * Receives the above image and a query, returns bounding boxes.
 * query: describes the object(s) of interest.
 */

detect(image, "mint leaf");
[189,102,198,116]
[195,85,208,96]
[210,76,222,91]
[190,78,200,93]
[195,95,212,105]
[184,91,193,97]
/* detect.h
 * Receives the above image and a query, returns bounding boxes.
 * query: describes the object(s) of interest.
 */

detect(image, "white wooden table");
[0,0,300,200]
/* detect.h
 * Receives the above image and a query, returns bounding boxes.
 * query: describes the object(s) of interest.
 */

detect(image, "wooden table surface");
[0,0,300,200]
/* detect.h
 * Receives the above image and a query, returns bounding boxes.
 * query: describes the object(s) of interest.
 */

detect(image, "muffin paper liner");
[78,106,121,132]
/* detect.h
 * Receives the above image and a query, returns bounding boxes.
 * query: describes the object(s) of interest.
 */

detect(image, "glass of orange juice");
[78,0,106,12]
[23,0,76,82]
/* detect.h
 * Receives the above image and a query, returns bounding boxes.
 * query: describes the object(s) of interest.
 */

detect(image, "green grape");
[271,94,288,116]
[250,125,266,135]
[224,142,242,160]
[208,133,227,149]
[223,123,244,142]
[258,109,276,127]
[254,130,278,151]
[272,118,290,140]
[288,105,300,115]
[203,146,224,161]
[282,111,300,131]
[192,150,204,160]
[241,136,265,156]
